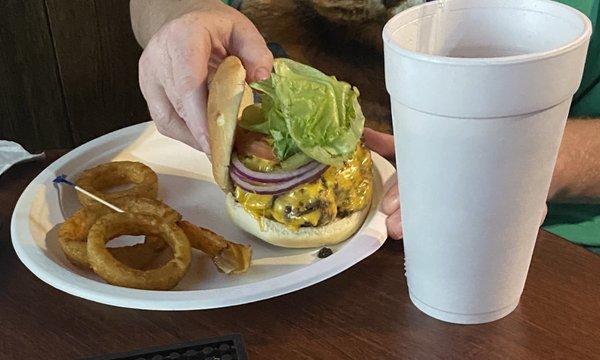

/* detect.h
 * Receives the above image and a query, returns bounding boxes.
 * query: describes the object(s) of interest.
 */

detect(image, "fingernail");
[390,227,403,240]
[361,127,373,142]
[386,217,403,240]
[254,67,270,81]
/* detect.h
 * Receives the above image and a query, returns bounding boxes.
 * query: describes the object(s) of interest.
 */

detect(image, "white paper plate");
[11,122,396,310]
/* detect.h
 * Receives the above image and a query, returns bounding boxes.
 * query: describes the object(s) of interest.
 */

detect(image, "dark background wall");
[0,0,148,152]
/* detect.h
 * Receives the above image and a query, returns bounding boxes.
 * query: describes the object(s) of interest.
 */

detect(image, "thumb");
[229,16,274,83]
[363,127,396,159]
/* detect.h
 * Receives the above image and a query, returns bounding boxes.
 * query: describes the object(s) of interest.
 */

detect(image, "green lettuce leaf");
[241,58,365,166]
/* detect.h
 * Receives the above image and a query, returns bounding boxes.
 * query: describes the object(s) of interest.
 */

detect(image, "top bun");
[206,56,253,192]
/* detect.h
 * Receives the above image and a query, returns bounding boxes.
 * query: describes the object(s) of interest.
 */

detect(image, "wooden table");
[1,150,599,359]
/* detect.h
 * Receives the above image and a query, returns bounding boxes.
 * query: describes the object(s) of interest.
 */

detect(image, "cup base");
[409,292,520,324]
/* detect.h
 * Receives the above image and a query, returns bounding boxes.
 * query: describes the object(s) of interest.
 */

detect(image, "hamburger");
[207,56,373,248]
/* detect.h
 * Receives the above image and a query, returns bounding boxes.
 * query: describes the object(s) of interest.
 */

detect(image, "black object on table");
[83,334,247,360]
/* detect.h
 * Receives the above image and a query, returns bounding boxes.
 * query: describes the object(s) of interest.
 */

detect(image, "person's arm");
[129,0,272,152]
[130,0,220,48]
[548,119,600,203]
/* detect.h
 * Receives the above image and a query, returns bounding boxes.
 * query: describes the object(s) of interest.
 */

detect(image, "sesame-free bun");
[208,56,371,248]
[207,56,253,192]
[225,193,370,248]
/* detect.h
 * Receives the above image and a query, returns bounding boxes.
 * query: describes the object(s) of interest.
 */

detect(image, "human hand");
[138,2,273,152]
[363,127,403,240]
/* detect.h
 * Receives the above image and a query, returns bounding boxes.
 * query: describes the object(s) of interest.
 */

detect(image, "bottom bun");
[225,193,371,248]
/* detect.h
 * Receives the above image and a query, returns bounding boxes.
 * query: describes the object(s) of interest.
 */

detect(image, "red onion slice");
[230,163,328,195]
[231,154,319,183]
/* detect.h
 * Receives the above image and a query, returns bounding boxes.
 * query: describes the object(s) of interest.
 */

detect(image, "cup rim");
[382,0,593,66]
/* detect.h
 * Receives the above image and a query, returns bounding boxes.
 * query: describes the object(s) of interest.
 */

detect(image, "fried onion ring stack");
[57,161,252,290]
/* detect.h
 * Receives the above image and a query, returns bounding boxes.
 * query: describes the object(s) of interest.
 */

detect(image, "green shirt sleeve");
[221,0,242,9]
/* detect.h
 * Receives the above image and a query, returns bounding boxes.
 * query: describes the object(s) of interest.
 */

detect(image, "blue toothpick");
[53,174,124,213]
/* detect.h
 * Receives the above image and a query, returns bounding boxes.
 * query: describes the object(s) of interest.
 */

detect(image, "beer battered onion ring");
[87,212,191,290]
[75,161,158,207]
[58,197,181,270]
[177,220,251,274]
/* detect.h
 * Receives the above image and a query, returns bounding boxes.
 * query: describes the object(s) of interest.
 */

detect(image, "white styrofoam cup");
[383,0,592,324]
